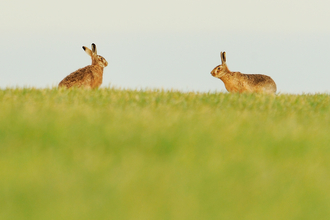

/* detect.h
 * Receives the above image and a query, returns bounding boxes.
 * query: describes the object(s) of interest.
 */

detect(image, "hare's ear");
[222,52,227,63]
[91,43,97,55]
[220,52,223,63]
[83,46,93,57]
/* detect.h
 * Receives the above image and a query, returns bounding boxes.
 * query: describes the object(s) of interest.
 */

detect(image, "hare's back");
[244,74,276,93]
[59,66,93,88]
[243,74,275,86]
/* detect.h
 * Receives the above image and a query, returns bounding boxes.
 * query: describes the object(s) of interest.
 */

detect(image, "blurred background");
[1,0,330,94]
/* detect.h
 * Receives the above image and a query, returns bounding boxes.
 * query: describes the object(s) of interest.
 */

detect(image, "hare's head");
[83,43,108,68]
[211,52,230,78]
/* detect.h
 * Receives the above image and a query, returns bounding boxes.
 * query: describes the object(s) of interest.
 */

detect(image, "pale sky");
[1,0,330,93]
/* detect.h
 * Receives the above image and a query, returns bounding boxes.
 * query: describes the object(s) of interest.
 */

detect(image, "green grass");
[0,88,330,220]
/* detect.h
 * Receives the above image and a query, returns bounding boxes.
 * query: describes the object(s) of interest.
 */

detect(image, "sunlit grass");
[0,88,330,220]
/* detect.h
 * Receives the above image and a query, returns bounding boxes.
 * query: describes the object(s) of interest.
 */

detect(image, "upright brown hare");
[59,43,108,89]
[211,52,276,94]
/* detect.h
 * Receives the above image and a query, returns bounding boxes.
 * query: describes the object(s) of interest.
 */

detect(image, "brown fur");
[211,52,276,94]
[58,43,108,89]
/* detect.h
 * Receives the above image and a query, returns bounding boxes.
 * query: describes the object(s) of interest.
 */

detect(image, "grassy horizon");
[1,88,330,220]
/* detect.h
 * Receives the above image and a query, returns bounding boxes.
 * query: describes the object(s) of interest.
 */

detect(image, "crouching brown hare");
[211,52,276,94]
[59,43,108,89]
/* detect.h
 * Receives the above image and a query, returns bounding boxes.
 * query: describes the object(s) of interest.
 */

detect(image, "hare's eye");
[217,67,220,70]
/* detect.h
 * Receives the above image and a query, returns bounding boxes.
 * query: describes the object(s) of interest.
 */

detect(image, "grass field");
[0,88,330,220]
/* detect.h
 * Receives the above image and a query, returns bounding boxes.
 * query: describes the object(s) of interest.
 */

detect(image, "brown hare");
[211,52,276,94]
[58,43,108,89]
